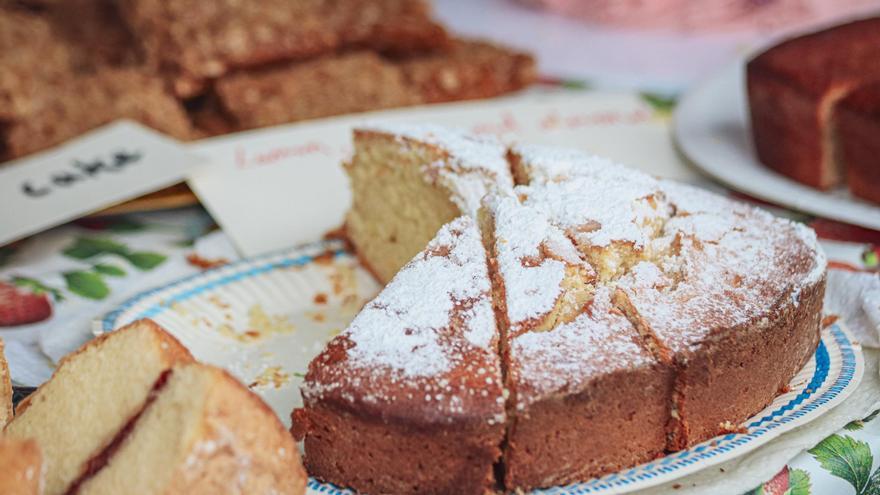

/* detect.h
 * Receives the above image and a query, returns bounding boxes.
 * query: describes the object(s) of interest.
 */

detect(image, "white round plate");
[673,60,880,230]
[102,240,864,494]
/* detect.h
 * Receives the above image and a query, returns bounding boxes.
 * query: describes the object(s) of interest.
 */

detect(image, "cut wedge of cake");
[76,362,306,495]
[0,437,43,495]
[482,194,672,489]
[293,215,505,494]
[5,319,194,495]
[345,123,513,283]
[614,181,826,449]
[1,339,12,426]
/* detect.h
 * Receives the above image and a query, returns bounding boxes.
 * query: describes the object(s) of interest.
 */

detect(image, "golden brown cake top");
[303,216,505,427]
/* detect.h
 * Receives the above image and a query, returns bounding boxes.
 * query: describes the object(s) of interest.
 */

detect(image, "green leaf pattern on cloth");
[12,276,64,302]
[92,264,126,277]
[123,252,167,270]
[808,434,874,494]
[747,409,880,495]
[63,237,128,259]
[18,232,171,302]
[788,468,812,495]
[63,271,109,300]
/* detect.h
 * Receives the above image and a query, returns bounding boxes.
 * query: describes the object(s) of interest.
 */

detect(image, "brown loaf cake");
[295,125,827,493]
[0,7,72,120]
[294,216,505,494]
[0,437,43,495]
[837,82,880,204]
[5,319,306,495]
[118,0,450,97]
[747,16,880,202]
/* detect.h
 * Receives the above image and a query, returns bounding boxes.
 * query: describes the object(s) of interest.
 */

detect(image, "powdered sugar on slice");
[511,144,626,183]
[512,286,653,407]
[360,122,514,217]
[520,173,672,249]
[345,216,496,377]
[489,194,569,326]
[358,122,511,178]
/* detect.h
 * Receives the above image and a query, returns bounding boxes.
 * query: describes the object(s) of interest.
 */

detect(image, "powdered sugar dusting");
[345,216,495,376]
[519,169,672,249]
[512,144,626,183]
[618,203,825,352]
[512,286,652,408]
[360,122,514,217]
[489,194,569,326]
[359,122,511,177]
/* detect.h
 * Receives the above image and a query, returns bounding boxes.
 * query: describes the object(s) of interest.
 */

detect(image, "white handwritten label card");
[189,91,696,257]
[0,120,203,246]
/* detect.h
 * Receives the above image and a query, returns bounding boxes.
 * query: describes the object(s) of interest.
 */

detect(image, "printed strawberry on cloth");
[0,207,238,385]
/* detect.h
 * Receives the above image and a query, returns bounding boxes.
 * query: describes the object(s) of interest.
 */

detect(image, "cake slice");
[837,82,880,204]
[482,194,672,490]
[214,52,420,131]
[4,68,193,159]
[4,319,194,495]
[614,182,826,449]
[1,339,12,426]
[0,437,43,495]
[747,16,880,190]
[75,363,305,495]
[293,215,506,494]
[345,123,513,283]
[396,39,536,104]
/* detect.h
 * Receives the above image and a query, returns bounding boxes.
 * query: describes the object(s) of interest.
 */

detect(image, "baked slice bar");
[119,0,450,96]
[3,68,193,159]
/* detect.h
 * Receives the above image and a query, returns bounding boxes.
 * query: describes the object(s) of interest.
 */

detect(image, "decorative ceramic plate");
[673,60,880,231]
[101,240,865,494]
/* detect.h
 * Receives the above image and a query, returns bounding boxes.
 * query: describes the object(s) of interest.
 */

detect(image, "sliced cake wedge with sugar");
[1,340,12,427]
[614,181,827,449]
[293,215,505,495]
[345,123,513,283]
[482,193,672,491]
